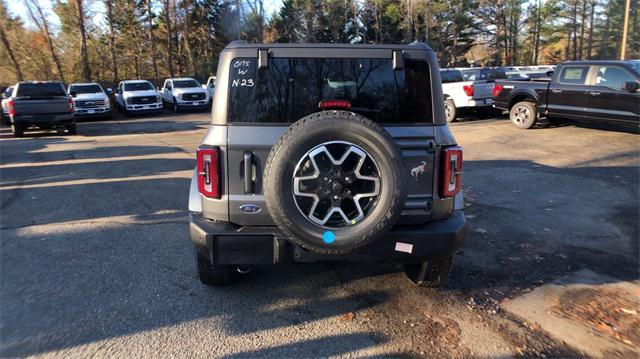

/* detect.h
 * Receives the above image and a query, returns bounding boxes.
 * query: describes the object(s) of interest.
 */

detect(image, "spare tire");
[263,111,407,254]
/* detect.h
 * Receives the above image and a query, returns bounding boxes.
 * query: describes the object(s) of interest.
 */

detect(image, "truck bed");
[493,79,550,111]
[12,96,71,116]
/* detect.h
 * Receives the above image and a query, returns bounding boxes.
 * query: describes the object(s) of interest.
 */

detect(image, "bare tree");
[182,0,195,75]
[75,0,90,81]
[246,0,265,42]
[571,0,578,60]
[105,0,118,82]
[147,0,159,80]
[587,0,596,59]
[533,0,542,64]
[578,0,587,59]
[25,0,66,83]
[0,29,23,81]
[164,0,175,77]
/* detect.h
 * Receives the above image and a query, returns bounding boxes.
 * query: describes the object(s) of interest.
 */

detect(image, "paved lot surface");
[1,112,638,358]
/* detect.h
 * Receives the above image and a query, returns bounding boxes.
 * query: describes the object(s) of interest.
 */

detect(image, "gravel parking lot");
[1,112,638,358]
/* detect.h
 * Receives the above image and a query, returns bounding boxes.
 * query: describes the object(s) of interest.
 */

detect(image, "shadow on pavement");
[0,128,638,357]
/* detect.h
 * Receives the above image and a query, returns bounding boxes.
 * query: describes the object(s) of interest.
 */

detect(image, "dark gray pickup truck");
[493,60,640,129]
[7,81,76,137]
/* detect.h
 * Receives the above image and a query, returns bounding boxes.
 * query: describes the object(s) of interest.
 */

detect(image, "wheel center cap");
[331,181,343,194]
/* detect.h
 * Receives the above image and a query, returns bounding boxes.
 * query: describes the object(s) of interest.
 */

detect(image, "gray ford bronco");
[189,41,468,287]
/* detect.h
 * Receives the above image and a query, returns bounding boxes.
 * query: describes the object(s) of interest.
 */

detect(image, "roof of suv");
[225,41,434,52]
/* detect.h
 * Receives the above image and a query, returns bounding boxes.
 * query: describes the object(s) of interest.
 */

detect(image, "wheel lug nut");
[333,195,339,200]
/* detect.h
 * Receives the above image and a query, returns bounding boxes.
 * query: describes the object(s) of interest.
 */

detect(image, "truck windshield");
[228,57,433,124]
[461,69,497,81]
[124,82,154,91]
[16,83,66,97]
[173,80,200,88]
[69,84,103,94]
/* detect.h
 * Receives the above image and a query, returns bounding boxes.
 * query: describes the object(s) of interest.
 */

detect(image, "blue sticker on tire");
[322,231,335,244]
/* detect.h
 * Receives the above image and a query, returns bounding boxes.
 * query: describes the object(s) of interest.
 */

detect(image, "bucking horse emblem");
[410,161,428,181]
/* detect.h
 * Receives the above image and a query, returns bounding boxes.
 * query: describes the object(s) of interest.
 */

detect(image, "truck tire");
[510,101,537,129]
[11,122,24,138]
[403,256,453,288]
[196,250,233,285]
[444,99,456,123]
[263,110,408,255]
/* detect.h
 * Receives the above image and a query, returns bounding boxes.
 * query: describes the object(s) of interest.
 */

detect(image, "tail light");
[67,98,74,113]
[440,146,463,198]
[319,99,351,110]
[197,146,221,199]
[492,84,503,98]
[8,100,15,116]
[463,85,474,97]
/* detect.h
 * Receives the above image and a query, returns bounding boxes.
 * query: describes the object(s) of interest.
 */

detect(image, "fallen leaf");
[620,308,637,316]
[339,312,355,321]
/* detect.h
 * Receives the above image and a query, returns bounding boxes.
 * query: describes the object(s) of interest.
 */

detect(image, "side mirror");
[622,81,639,93]
[106,88,113,95]
[69,91,77,98]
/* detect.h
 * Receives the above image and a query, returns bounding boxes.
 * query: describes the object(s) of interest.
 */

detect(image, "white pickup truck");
[160,77,209,112]
[202,76,216,99]
[114,80,163,115]
[68,82,112,119]
[440,68,494,122]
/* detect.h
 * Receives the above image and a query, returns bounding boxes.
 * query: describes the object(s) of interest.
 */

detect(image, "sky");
[7,0,284,31]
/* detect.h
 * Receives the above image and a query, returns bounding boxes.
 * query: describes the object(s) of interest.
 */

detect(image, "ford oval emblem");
[240,204,261,214]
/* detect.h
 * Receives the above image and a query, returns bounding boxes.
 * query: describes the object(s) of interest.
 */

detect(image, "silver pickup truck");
[7,81,76,137]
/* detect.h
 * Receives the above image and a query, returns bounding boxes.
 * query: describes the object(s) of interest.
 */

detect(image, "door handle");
[589,91,601,96]
[551,89,562,94]
[243,151,254,194]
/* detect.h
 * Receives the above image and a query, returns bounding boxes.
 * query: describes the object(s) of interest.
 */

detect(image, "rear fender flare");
[508,90,539,112]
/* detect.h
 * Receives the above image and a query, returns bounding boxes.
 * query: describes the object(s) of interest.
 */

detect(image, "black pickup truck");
[493,60,640,129]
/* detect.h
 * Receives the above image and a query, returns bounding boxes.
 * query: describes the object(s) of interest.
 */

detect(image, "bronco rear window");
[228,58,433,124]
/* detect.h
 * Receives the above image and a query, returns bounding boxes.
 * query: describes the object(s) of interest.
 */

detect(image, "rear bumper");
[190,211,468,265]
[467,98,493,107]
[11,113,75,126]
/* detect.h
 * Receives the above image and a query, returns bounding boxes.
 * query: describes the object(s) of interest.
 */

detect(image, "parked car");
[493,60,640,129]
[160,77,209,112]
[189,41,467,287]
[500,69,530,80]
[440,68,494,122]
[1,86,13,124]
[68,82,112,119]
[6,81,76,137]
[114,80,162,115]
[202,76,216,100]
